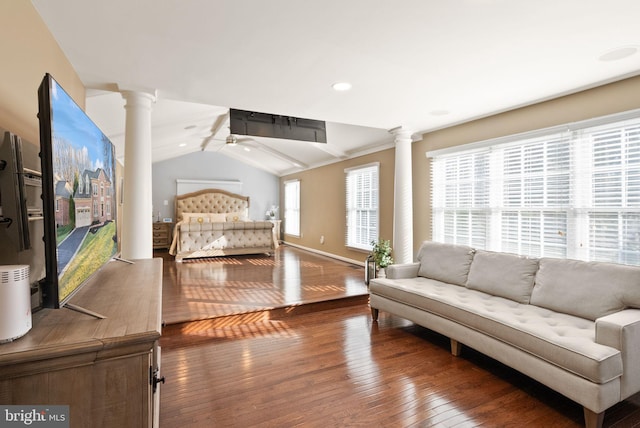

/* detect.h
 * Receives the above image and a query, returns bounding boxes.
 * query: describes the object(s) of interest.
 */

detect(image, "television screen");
[38,73,118,308]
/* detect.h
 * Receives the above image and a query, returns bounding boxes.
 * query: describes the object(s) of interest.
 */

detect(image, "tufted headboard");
[175,188,250,222]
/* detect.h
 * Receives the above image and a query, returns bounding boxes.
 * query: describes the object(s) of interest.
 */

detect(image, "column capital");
[118,84,157,104]
[388,126,415,142]
[120,90,157,109]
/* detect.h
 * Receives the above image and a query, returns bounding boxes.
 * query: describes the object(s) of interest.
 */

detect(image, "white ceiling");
[32,0,640,176]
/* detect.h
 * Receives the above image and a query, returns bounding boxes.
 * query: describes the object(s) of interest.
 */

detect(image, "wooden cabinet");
[153,222,173,249]
[0,258,163,428]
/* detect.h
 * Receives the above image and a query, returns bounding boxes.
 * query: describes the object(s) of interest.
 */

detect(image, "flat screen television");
[38,73,118,313]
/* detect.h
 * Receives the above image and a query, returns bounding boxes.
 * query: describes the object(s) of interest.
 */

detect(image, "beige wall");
[413,76,640,251]
[0,1,84,144]
[281,149,395,263]
[285,75,640,263]
[0,1,84,282]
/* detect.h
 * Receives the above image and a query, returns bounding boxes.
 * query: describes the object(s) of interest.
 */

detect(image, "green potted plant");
[370,238,393,278]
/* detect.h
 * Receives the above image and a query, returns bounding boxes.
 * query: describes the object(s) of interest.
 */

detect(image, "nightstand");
[152,222,173,249]
[268,219,281,248]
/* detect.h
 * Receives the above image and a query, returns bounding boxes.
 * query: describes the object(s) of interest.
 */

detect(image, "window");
[431,113,640,266]
[345,163,379,251]
[284,179,300,237]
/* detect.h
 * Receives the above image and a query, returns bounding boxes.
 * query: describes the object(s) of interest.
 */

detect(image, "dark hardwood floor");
[157,246,640,427]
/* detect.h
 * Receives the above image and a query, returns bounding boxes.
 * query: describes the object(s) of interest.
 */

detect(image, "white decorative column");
[391,127,414,264]
[120,89,156,260]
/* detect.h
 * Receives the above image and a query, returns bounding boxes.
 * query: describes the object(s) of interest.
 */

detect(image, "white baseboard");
[282,241,365,267]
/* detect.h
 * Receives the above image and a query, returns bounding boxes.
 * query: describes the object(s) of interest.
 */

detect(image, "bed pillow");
[225,211,248,222]
[209,213,227,222]
[182,212,204,222]
[183,212,226,223]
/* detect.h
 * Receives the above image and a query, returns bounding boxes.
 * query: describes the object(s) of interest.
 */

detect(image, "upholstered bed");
[169,188,276,262]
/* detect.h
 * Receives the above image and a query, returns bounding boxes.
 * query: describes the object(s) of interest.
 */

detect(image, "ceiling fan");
[221,133,253,149]
[197,111,253,152]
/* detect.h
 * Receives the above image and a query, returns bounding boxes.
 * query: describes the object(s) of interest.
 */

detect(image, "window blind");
[431,114,640,266]
[345,163,379,250]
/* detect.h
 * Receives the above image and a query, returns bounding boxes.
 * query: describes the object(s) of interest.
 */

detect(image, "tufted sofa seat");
[369,241,640,428]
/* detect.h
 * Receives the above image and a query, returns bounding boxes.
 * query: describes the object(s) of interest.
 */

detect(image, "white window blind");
[431,114,640,266]
[284,179,300,237]
[585,121,640,265]
[345,163,379,250]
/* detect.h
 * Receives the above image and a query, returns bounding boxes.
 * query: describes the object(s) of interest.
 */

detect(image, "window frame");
[283,179,301,237]
[430,109,640,266]
[345,162,380,251]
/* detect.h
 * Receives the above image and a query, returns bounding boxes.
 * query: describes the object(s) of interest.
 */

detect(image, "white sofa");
[369,241,640,428]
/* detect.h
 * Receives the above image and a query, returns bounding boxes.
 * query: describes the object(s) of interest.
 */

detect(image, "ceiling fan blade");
[200,111,230,151]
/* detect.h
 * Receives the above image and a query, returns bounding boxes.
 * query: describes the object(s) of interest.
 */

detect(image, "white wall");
[152,151,279,222]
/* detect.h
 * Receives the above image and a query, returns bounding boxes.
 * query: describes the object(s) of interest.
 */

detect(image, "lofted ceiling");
[31,0,640,176]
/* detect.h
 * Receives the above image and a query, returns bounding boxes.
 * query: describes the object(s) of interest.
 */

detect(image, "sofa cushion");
[466,250,539,304]
[531,258,640,321]
[370,277,622,384]
[416,241,475,286]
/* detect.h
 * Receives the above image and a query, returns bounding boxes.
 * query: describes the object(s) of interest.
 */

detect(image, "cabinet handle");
[150,367,166,393]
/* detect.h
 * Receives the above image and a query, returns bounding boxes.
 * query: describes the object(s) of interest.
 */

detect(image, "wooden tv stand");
[0,258,163,428]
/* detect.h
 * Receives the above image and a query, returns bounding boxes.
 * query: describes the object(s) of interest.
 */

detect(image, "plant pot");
[377,267,386,279]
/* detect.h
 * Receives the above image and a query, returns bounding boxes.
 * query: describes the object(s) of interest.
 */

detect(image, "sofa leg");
[371,308,379,321]
[450,339,462,356]
[583,408,604,428]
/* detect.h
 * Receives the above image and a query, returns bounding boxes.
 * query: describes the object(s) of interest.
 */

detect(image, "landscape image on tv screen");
[39,74,118,306]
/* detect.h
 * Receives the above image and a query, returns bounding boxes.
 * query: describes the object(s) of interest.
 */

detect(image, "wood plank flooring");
[159,246,367,325]
[158,246,640,427]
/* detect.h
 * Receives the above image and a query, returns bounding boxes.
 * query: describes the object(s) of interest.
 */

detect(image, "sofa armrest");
[386,263,420,279]
[596,309,640,400]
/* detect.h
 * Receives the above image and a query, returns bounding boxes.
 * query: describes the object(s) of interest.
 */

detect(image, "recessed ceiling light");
[178,143,187,147]
[598,46,639,62]
[332,82,352,91]
[244,147,251,152]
